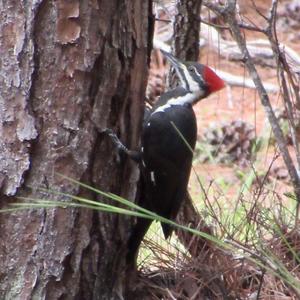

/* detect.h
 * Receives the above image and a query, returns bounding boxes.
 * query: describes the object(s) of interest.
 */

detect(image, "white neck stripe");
[152,90,204,114]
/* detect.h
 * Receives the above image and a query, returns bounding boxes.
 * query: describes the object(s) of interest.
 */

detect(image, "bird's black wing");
[141,104,197,238]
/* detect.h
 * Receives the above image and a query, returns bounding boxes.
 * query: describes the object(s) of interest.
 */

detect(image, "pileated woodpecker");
[107,50,224,265]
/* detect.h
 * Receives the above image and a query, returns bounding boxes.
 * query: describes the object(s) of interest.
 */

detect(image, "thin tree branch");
[266,0,300,168]
[204,1,300,207]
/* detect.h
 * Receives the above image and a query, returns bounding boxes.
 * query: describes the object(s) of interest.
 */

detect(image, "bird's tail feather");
[126,217,152,267]
[161,223,173,239]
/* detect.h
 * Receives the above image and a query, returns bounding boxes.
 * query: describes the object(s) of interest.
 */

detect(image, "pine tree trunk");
[173,0,202,60]
[0,1,152,299]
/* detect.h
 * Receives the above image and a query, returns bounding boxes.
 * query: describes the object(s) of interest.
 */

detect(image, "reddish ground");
[189,0,299,207]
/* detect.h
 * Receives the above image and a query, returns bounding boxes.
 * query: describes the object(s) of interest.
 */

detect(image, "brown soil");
[189,0,299,206]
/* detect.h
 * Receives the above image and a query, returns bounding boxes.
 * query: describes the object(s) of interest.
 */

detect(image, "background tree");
[0,1,152,299]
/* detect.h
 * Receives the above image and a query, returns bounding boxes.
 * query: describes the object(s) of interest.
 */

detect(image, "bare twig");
[250,0,268,21]
[256,269,266,300]
[265,0,300,220]
[215,69,278,93]
[204,0,300,212]
[200,17,266,33]
[266,0,300,170]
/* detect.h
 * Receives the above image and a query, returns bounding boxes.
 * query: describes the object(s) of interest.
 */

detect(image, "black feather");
[126,103,196,265]
[141,103,197,237]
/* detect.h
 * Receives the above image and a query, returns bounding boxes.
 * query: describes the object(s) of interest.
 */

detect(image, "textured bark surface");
[0,1,152,299]
[173,0,202,61]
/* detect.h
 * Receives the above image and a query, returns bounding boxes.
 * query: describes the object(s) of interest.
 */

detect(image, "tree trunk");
[173,0,202,61]
[0,1,152,299]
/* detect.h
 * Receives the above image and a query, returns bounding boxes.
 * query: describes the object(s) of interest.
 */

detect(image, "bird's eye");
[188,66,195,72]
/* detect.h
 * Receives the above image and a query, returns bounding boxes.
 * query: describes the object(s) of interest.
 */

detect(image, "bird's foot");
[104,129,129,154]
[103,128,141,162]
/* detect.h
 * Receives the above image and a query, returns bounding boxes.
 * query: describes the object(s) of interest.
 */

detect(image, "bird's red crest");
[203,66,225,93]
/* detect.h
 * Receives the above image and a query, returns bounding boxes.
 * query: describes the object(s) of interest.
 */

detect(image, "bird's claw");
[103,128,141,162]
[102,128,114,136]
[104,128,129,153]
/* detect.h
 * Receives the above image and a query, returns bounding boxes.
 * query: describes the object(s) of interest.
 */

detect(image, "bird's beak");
[160,50,189,88]
[160,50,183,68]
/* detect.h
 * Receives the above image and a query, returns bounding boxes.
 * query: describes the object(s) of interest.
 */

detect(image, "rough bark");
[173,0,202,61]
[0,1,152,299]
